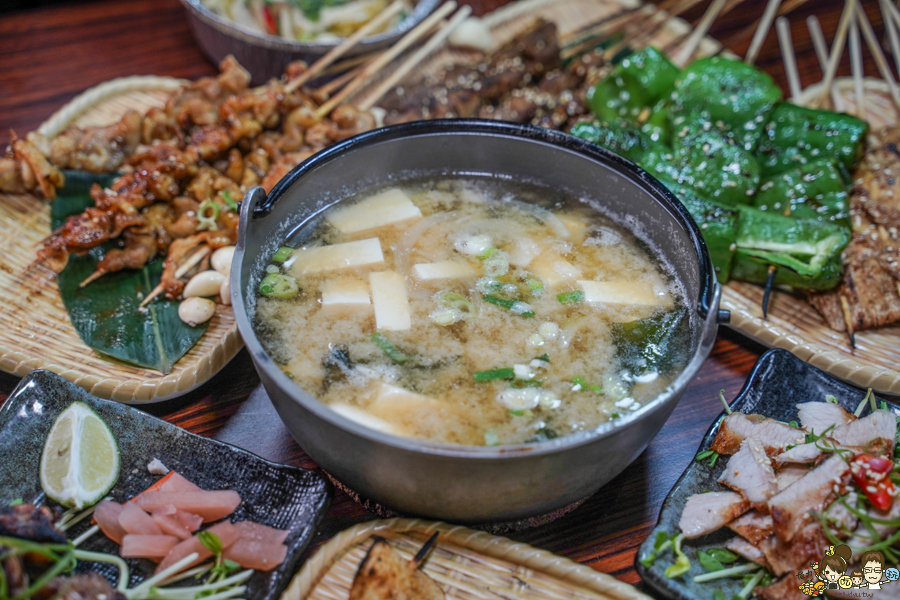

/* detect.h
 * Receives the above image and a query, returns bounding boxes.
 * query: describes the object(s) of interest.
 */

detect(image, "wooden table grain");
[0,0,890,591]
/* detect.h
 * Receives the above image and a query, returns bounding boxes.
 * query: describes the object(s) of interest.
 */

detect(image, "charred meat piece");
[768,454,851,542]
[0,504,65,544]
[349,537,444,600]
[34,572,127,600]
[718,439,778,509]
[47,110,143,173]
[760,522,829,575]
[727,511,773,546]
[709,413,805,457]
[678,491,749,539]
[725,536,771,569]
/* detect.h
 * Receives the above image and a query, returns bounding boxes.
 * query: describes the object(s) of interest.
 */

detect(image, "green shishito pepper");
[641,121,761,206]
[587,47,679,125]
[657,180,738,284]
[669,56,781,152]
[756,102,868,176]
[611,309,690,375]
[731,251,843,290]
[570,121,664,165]
[735,206,850,281]
[753,159,850,227]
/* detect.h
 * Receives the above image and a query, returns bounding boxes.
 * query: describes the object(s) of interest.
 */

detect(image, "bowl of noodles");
[231,120,724,523]
[180,0,440,84]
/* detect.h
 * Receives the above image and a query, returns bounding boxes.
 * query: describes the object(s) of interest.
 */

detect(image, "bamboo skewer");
[848,9,866,118]
[316,1,458,118]
[720,0,811,54]
[744,0,783,65]
[359,6,473,111]
[672,0,730,66]
[560,1,660,49]
[816,0,856,109]
[854,2,900,110]
[776,17,802,101]
[285,0,405,93]
[139,246,211,307]
[883,0,900,75]
[315,63,366,97]
[807,15,843,111]
[600,0,703,63]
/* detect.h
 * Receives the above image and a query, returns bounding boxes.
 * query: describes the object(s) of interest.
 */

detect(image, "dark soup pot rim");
[233,119,721,460]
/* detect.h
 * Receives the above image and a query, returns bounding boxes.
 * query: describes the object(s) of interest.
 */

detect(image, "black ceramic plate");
[635,348,900,600]
[0,369,331,600]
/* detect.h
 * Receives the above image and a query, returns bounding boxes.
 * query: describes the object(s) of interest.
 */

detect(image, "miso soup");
[253,177,691,446]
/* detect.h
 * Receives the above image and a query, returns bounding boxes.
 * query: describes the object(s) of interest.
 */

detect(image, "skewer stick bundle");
[139,245,211,307]
[806,15,844,111]
[285,0,405,93]
[816,0,857,109]
[853,2,900,110]
[883,0,900,76]
[744,0,783,65]
[776,17,802,101]
[672,0,730,66]
[848,8,865,117]
[316,1,458,118]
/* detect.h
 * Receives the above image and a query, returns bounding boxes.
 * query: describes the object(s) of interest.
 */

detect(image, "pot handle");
[237,186,267,254]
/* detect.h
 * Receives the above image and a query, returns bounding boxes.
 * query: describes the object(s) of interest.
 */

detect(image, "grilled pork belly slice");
[719,440,778,509]
[775,465,810,490]
[755,573,810,600]
[832,409,896,453]
[679,492,750,539]
[710,413,804,456]
[727,511,773,545]
[761,522,829,575]
[769,454,851,542]
[797,401,855,434]
[725,536,771,569]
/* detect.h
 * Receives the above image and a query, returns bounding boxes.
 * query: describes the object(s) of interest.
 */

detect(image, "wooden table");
[0,0,891,592]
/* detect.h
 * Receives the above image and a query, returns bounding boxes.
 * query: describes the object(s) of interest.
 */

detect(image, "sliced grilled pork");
[727,511,773,545]
[710,413,805,456]
[846,496,900,560]
[774,442,821,466]
[725,536,771,569]
[756,573,810,600]
[797,401,855,434]
[719,440,778,509]
[768,454,851,542]
[679,492,750,539]
[761,522,829,575]
[823,491,858,537]
[833,409,896,453]
[776,465,810,490]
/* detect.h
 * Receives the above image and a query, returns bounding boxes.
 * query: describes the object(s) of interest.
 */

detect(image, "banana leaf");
[52,171,208,374]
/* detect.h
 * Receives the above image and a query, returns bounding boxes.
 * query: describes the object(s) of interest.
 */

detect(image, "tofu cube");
[578,279,672,307]
[555,213,589,244]
[321,278,370,313]
[370,271,411,331]
[412,260,475,281]
[288,238,384,276]
[530,252,583,288]
[326,188,422,235]
[329,403,404,436]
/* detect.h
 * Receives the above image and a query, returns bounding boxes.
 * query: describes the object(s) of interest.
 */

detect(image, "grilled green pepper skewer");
[587,47,679,125]
[752,158,850,227]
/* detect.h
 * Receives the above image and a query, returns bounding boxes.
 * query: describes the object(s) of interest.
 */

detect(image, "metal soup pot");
[232,120,724,523]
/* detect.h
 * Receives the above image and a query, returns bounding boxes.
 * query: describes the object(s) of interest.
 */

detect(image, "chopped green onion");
[719,390,732,414]
[272,246,293,263]
[788,420,799,428]
[510,409,534,418]
[436,291,475,317]
[557,290,585,304]
[476,278,503,294]
[10,498,23,506]
[610,412,620,419]
[482,253,510,277]
[197,200,220,232]
[694,449,720,468]
[370,332,411,363]
[826,394,838,404]
[511,379,543,388]
[474,368,515,382]
[222,189,239,212]
[259,273,299,299]
[571,376,601,393]
[535,353,550,362]
[640,531,672,568]
[692,563,761,583]
[664,533,690,579]
[477,247,499,259]
[484,429,500,446]
[198,531,223,555]
[483,294,535,317]
[526,276,544,295]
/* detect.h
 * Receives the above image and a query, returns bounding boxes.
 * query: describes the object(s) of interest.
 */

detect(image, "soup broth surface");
[254,177,690,445]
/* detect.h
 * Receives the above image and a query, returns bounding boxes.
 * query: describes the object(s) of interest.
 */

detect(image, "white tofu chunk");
[329,403,404,436]
[530,252,583,288]
[366,383,464,435]
[577,279,673,307]
[413,260,475,281]
[288,238,384,276]
[370,271,411,331]
[321,277,370,312]
[555,213,589,244]
[325,188,422,235]
[507,237,543,268]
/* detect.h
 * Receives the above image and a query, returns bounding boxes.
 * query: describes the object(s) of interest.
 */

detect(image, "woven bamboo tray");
[722,78,900,396]
[0,76,243,403]
[280,518,651,600]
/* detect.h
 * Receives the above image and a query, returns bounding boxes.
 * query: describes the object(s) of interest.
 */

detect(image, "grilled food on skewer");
[349,535,445,600]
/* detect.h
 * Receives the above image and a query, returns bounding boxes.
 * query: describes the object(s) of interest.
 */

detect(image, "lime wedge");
[40,401,120,509]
